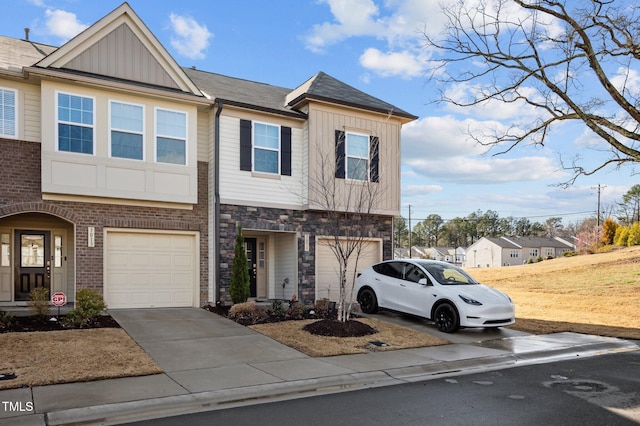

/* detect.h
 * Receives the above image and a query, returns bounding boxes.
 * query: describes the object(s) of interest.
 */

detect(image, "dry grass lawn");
[469,246,640,340]
[0,328,162,390]
[250,317,450,357]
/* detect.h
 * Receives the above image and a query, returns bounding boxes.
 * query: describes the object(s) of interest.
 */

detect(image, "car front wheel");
[434,302,459,333]
[358,288,378,314]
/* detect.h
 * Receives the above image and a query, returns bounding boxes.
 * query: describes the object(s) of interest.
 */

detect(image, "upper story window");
[335,130,379,182]
[110,101,144,160]
[239,119,292,176]
[156,108,186,165]
[57,92,94,155]
[0,87,16,138]
[346,132,369,181]
[253,122,280,174]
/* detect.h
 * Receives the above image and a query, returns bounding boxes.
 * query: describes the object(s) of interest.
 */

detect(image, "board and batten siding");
[218,114,305,208]
[306,103,402,216]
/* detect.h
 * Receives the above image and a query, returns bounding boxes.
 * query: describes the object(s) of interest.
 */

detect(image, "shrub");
[28,287,50,318]
[601,218,618,245]
[286,301,305,320]
[230,225,250,304]
[228,301,268,325]
[270,299,286,317]
[65,288,107,328]
[0,310,15,329]
[313,298,331,318]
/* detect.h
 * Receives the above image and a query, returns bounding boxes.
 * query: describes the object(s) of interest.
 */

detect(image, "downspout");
[214,100,223,303]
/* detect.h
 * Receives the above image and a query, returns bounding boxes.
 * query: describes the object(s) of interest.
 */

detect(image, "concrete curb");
[44,340,639,426]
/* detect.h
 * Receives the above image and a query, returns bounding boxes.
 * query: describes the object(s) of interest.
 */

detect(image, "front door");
[14,230,51,301]
[245,237,257,298]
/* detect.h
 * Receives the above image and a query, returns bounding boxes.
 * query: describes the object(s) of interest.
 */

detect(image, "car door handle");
[400,283,406,287]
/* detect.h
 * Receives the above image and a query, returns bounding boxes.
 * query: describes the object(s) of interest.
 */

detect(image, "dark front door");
[14,230,51,301]
[244,237,257,297]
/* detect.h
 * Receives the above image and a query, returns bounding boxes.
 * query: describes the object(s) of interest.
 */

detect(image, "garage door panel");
[105,231,197,309]
[316,239,381,302]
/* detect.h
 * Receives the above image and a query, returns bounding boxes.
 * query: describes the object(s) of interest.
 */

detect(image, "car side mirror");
[419,278,431,286]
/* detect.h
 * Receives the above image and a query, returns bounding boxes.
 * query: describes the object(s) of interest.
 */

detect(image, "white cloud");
[44,9,88,41]
[401,115,565,184]
[359,47,425,78]
[403,184,442,196]
[169,13,212,60]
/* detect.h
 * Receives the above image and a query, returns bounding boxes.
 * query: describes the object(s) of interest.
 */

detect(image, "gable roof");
[0,36,56,73]
[183,67,306,119]
[286,72,417,121]
[34,2,201,96]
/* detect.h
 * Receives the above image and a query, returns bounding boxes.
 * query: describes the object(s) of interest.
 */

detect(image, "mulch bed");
[303,319,376,337]
[0,315,120,333]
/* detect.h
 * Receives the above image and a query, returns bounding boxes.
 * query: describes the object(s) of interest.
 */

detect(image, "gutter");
[214,100,223,303]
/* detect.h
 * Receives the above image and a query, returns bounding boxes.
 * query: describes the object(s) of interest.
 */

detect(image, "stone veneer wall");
[0,138,209,302]
[217,203,393,304]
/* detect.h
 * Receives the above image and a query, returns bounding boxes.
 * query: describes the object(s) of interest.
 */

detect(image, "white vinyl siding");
[219,115,304,208]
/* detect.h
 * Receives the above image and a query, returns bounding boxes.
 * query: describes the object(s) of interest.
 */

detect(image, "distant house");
[393,246,465,265]
[464,237,576,268]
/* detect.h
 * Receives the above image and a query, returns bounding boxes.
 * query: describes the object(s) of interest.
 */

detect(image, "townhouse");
[0,3,416,309]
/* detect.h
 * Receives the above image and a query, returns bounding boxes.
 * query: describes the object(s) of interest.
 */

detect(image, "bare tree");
[425,0,640,185]
[309,141,383,322]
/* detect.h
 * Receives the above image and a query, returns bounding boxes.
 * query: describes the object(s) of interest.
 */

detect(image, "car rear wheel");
[358,288,378,314]
[434,302,459,333]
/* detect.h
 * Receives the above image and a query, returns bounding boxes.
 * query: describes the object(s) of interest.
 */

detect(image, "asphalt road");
[127,350,640,426]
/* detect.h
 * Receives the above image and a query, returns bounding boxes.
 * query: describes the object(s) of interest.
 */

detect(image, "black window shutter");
[240,119,252,171]
[370,136,379,182]
[335,130,346,179]
[281,126,292,176]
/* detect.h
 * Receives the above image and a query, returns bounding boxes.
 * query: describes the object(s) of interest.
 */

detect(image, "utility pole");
[592,184,606,245]
[591,184,607,227]
[408,205,412,258]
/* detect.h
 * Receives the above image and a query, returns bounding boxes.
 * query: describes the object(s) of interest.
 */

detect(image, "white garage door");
[316,239,381,302]
[105,231,198,309]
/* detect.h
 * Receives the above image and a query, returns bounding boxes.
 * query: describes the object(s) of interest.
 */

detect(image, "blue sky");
[1,0,635,227]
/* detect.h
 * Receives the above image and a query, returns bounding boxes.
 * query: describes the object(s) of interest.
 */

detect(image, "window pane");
[347,133,368,157]
[112,131,143,160]
[254,123,279,149]
[347,157,368,180]
[57,93,93,154]
[157,109,186,138]
[157,137,186,165]
[21,234,44,267]
[112,102,143,132]
[0,88,16,136]
[54,235,62,268]
[1,233,10,267]
[254,148,278,173]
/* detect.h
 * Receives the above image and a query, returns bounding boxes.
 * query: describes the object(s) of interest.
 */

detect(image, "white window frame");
[510,250,519,258]
[155,107,187,166]
[252,121,280,174]
[529,248,539,258]
[0,86,17,138]
[346,131,370,181]
[55,91,95,155]
[109,100,145,161]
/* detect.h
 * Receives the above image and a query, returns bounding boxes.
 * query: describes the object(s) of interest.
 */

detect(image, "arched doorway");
[0,213,74,304]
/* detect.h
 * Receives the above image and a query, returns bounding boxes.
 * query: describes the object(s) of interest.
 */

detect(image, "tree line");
[395,185,640,249]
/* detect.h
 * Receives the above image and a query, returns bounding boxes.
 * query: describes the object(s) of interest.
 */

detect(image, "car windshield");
[416,261,479,285]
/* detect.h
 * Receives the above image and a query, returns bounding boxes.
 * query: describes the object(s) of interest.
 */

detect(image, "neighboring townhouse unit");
[464,236,576,268]
[0,3,415,309]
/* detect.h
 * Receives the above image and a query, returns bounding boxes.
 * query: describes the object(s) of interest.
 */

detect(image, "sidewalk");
[1,309,638,426]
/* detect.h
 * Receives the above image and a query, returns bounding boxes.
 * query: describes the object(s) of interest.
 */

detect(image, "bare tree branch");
[425,0,640,184]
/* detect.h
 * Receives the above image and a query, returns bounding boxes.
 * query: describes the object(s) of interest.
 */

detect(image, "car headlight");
[459,295,482,306]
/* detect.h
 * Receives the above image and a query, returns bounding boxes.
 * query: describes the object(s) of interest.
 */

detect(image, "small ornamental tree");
[601,218,618,246]
[230,225,250,304]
